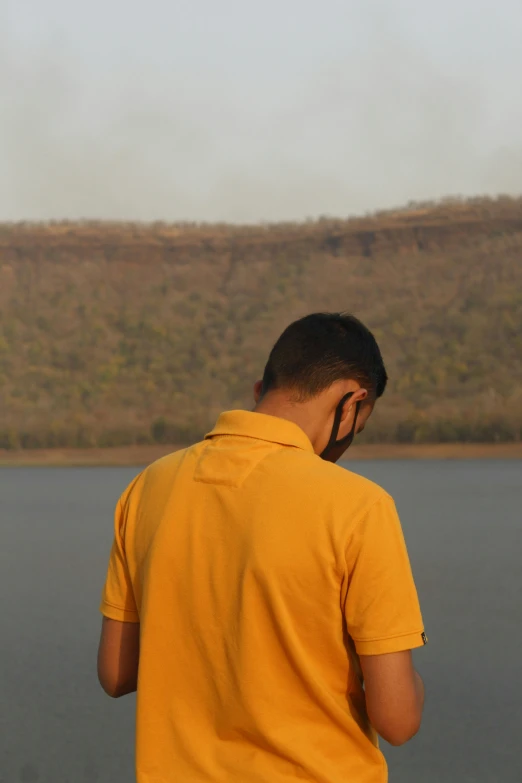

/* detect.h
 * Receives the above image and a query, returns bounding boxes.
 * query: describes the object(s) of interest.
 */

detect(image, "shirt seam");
[336,490,393,581]
[100,598,139,616]
[350,489,394,534]
[352,627,424,644]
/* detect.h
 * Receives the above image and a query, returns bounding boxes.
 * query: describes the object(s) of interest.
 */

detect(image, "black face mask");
[320,392,361,462]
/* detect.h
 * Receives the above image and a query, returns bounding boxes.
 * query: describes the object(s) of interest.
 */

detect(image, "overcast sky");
[2,0,522,222]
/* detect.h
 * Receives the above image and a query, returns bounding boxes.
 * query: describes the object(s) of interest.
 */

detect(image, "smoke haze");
[2,0,522,222]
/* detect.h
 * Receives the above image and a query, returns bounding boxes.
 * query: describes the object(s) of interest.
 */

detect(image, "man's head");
[254,312,387,462]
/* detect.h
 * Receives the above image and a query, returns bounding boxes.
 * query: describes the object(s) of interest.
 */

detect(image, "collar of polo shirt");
[205,410,314,453]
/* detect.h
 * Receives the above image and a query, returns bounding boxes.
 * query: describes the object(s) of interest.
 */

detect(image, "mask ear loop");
[320,392,361,459]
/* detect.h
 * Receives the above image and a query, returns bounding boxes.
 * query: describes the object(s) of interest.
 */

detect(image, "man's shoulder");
[147,446,189,472]
[322,459,390,503]
[282,449,391,505]
[124,447,191,495]
[119,447,195,517]
[140,445,197,485]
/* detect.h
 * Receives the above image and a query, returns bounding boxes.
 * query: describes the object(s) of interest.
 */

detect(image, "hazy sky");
[2,0,522,222]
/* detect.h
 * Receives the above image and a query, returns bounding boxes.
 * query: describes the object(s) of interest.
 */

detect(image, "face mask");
[320,392,361,462]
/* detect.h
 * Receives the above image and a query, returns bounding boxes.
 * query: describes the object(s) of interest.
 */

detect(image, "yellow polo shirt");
[100,411,425,783]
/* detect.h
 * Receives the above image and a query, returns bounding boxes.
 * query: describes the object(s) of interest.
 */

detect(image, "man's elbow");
[375,714,422,747]
[98,673,120,698]
[100,681,125,699]
[99,679,136,698]
[98,668,136,699]
[382,725,421,747]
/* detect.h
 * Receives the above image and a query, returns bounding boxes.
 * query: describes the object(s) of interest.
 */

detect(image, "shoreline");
[1,442,521,466]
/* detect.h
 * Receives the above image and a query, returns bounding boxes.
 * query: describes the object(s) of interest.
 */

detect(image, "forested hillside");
[1,196,521,448]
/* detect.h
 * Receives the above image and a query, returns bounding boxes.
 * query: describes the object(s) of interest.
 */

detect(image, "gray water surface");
[1,461,521,782]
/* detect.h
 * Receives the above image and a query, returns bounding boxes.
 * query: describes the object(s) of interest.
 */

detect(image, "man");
[98,312,426,783]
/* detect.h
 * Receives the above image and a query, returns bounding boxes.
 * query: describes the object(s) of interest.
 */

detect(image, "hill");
[0,196,521,449]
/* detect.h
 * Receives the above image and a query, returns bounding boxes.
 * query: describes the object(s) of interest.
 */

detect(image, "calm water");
[1,461,521,783]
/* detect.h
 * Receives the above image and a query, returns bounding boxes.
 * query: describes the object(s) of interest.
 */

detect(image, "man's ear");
[339,387,368,423]
[253,380,263,403]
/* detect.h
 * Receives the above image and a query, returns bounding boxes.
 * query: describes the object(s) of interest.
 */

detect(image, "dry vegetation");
[0,196,521,449]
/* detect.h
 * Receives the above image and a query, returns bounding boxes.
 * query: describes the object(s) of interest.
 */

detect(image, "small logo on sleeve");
[421,632,428,645]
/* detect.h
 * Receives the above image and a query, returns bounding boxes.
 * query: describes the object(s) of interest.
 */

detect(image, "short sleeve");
[344,493,426,655]
[99,490,140,623]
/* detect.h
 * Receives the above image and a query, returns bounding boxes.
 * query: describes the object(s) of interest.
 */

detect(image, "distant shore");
[1,442,521,467]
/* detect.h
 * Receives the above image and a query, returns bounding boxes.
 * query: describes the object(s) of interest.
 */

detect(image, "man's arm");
[343,494,427,745]
[97,617,140,698]
[360,650,424,746]
[98,481,142,698]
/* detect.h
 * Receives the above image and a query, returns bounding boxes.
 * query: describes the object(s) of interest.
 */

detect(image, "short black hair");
[261,312,387,401]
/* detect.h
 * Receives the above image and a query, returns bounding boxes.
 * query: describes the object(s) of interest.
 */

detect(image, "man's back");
[101,411,425,783]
